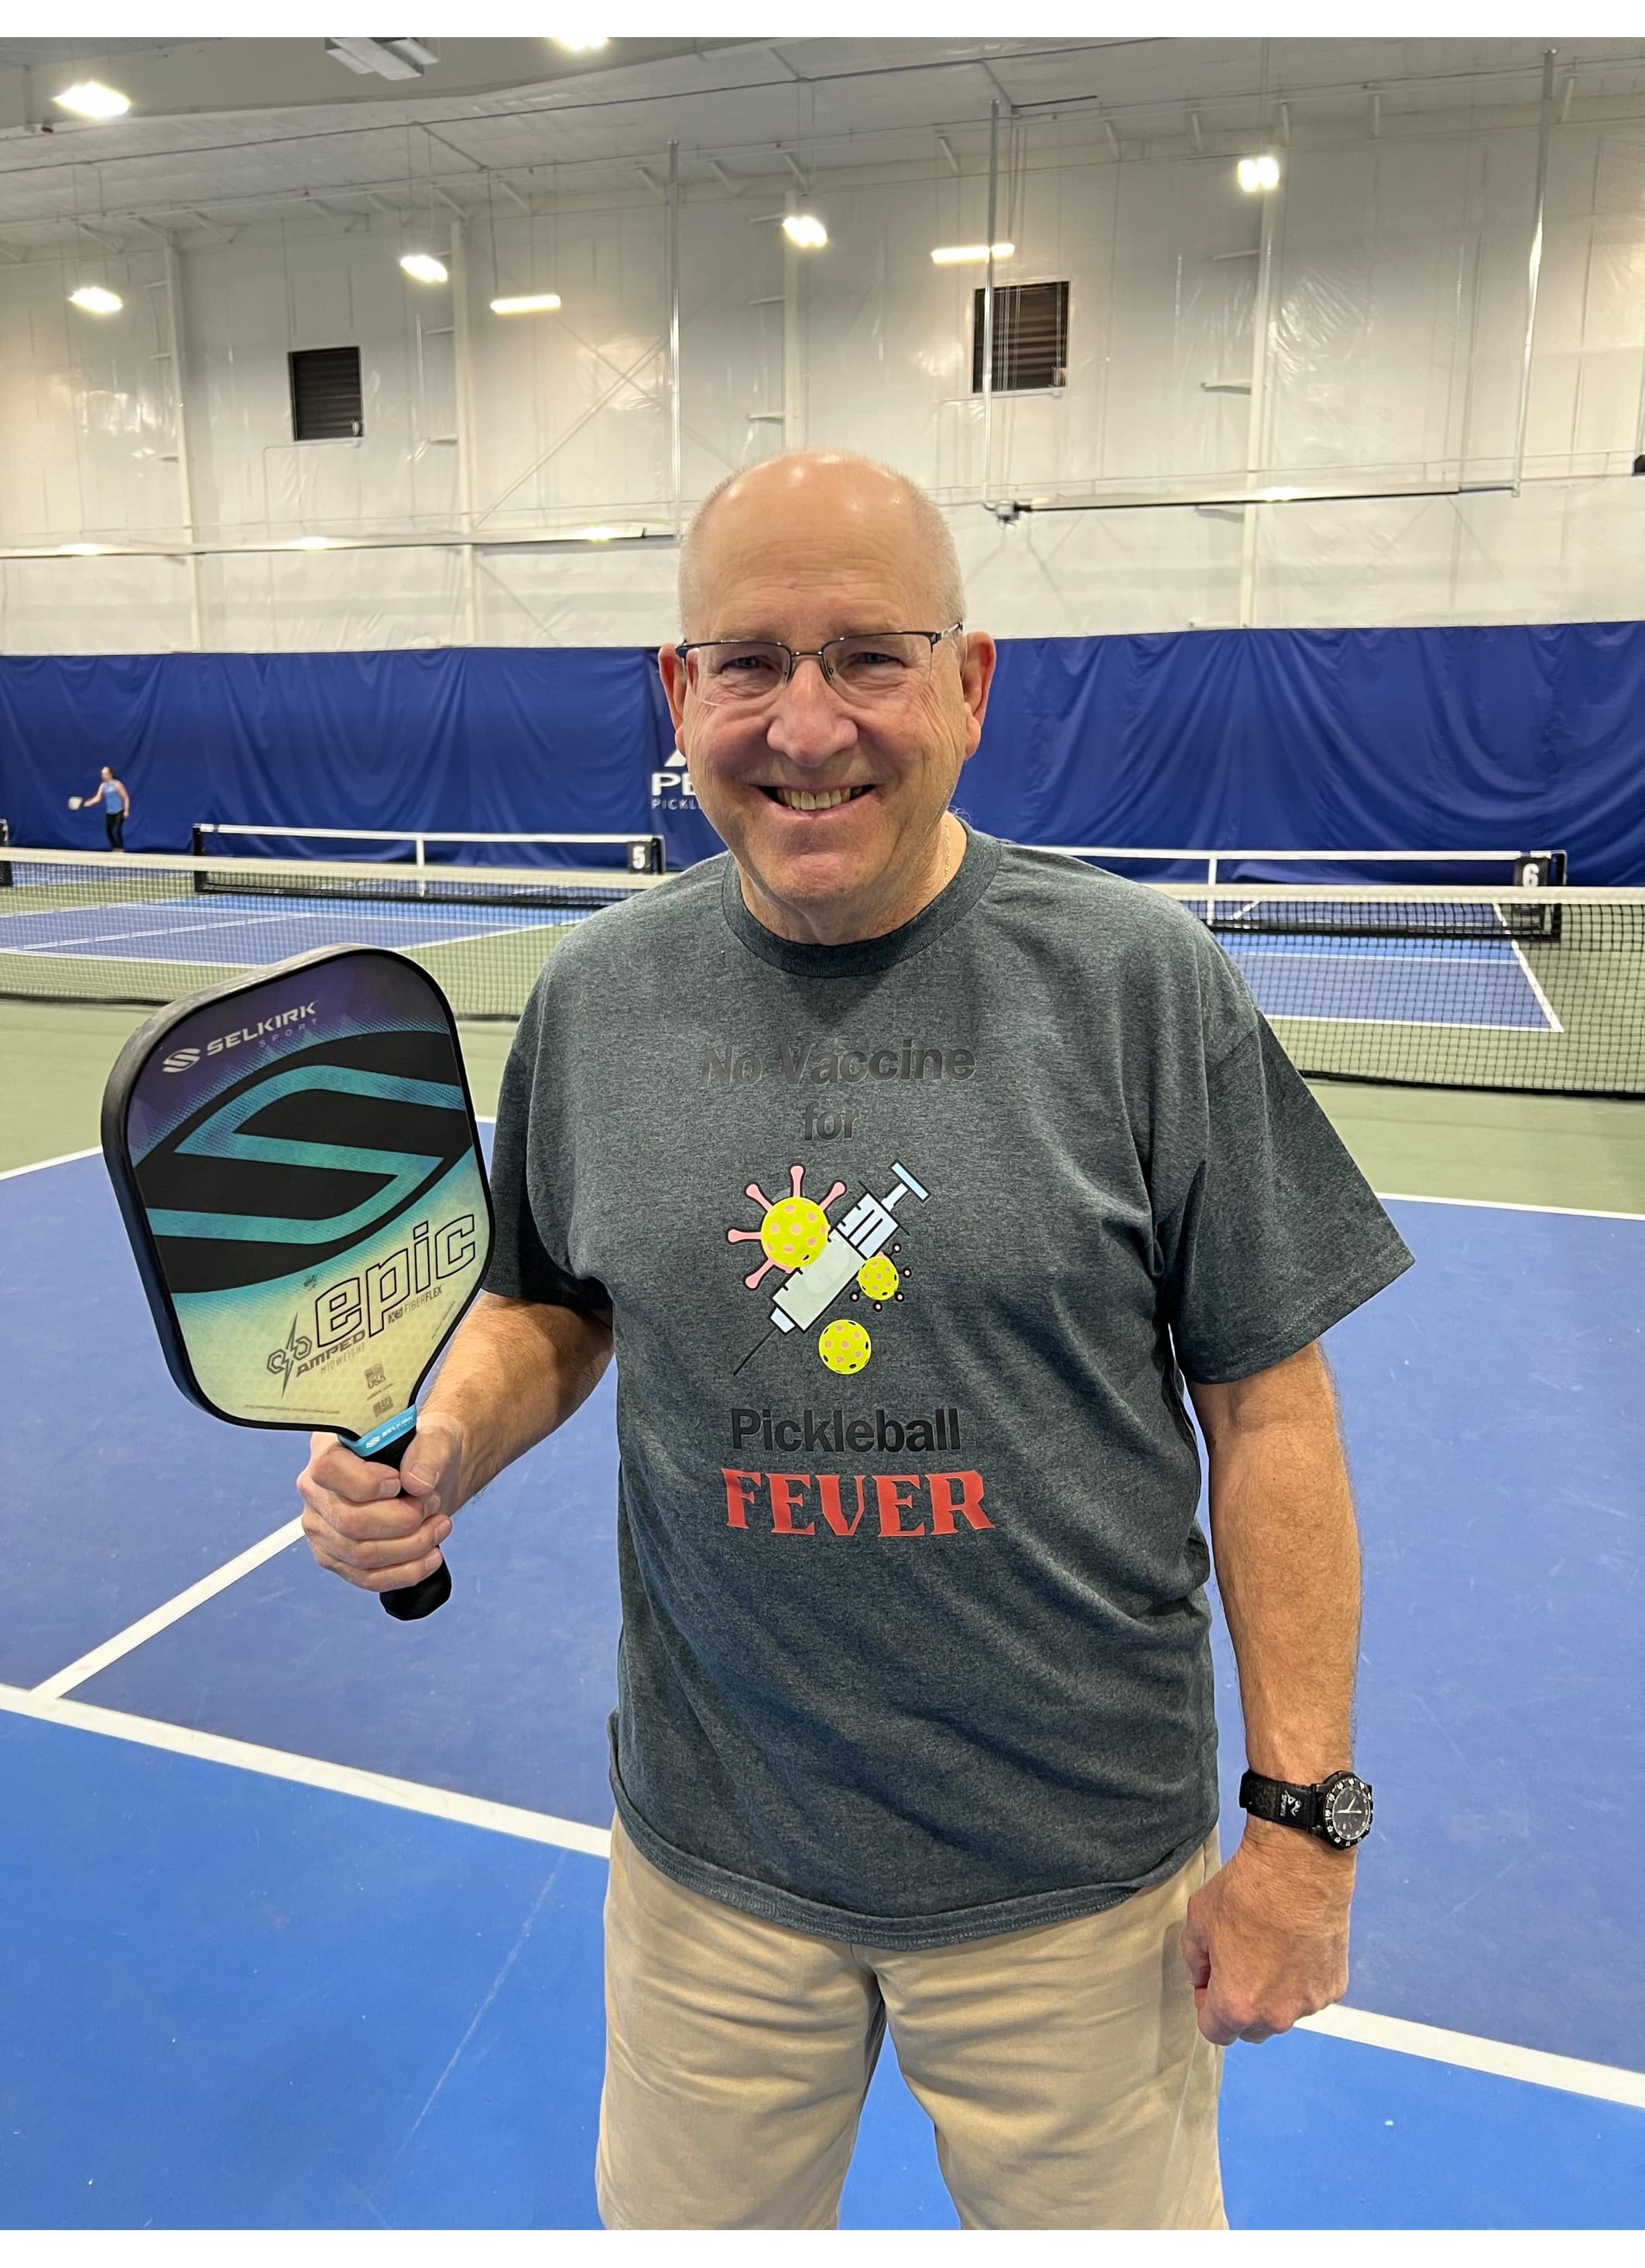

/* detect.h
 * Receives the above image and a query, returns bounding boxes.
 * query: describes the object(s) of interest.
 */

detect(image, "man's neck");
[737,812,965,947]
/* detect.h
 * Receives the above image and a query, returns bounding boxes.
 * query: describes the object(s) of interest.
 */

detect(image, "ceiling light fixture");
[324,38,437,80]
[399,252,448,284]
[69,285,122,314]
[1236,154,1281,192]
[781,214,828,249]
[550,36,609,53]
[54,81,130,121]
[490,292,563,315]
[287,536,334,551]
[60,542,108,556]
[930,242,1016,266]
[577,526,619,542]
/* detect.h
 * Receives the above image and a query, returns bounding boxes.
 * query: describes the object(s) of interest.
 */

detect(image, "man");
[85,766,130,850]
[298,452,1412,2230]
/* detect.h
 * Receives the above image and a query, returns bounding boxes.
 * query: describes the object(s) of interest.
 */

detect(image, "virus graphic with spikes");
[725,1164,847,1291]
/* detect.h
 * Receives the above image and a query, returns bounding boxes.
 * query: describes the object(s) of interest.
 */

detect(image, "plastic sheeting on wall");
[1,622,1640,885]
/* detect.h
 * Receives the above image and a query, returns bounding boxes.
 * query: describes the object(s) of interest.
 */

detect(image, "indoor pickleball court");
[3,27,1645,2238]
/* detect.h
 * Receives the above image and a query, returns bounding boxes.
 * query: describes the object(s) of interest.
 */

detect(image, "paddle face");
[102,946,492,1444]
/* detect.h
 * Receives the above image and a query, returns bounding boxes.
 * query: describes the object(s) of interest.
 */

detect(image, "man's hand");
[297,1413,464,1597]
[1179,1822,1353,2045]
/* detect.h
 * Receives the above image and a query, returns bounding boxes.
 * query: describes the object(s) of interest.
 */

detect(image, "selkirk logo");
[160,1002,317,1072]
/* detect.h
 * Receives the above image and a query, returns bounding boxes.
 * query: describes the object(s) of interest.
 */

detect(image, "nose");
[765,655,857,765]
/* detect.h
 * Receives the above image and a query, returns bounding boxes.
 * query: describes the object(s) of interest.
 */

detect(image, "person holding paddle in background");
[296,451,1409,2230]
[80,766,130,850]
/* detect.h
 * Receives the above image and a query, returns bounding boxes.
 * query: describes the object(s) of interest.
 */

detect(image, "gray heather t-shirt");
[485,828,1413,1948]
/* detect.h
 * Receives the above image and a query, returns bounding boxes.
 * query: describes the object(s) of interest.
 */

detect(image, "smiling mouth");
[761,784,873,812]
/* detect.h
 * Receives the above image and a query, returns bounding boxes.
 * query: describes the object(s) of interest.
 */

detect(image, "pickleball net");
[0,848,1641,1095]
[1157,882,1645,1098]
[0,845,653,1021]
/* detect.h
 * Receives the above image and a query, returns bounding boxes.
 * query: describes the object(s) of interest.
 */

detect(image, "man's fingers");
[305,1536,449,1595]
[304,1432,405,1504]
[300,1504,451,1571]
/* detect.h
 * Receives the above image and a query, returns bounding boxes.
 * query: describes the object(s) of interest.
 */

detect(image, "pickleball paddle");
[101,944,494,1621]
[68,796,83,809]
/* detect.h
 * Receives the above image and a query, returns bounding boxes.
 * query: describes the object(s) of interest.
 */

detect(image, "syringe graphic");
[769,1160,929,1335]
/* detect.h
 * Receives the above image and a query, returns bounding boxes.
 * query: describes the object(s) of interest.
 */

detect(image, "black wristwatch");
[1239,1768,1373,1849]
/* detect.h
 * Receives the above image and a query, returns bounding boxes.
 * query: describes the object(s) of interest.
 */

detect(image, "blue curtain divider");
[2,625,1640,886]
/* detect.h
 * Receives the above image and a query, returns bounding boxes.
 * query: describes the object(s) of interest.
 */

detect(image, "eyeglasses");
[676,623,964,709]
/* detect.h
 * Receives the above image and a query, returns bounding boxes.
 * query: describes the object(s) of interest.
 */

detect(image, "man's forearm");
[1191,1342,1362,1788]
[421,1290,613,1512]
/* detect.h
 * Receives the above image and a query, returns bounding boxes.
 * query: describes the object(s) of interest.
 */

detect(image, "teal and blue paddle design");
[101,944,493,1620]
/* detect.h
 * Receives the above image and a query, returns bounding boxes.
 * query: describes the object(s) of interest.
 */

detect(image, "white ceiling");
[1,36,1642,255]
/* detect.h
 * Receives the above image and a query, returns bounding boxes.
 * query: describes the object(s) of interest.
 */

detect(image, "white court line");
[1377,1190,1645,1224]
[1297,2002,1645,2111]
[1,1677,1638,2112]
[0,1681,612,1859]
[0,1145,99,1180]
[31,1516,310,1701]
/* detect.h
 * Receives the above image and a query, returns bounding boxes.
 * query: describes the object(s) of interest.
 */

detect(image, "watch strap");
[1239,1769,1322,1834]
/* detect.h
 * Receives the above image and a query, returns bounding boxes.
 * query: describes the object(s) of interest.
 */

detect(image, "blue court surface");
[3,876,1558,1038]
[0,882,547,969]
[3,1150,1642,2229]
[1220,923,1558,1033]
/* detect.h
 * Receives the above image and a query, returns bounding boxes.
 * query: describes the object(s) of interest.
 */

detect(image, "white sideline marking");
[1,1677,1639,2114]
[0,1145,99,1180]
[32,1516,310,1700]
[1378,1190,1645,1224]
[1298,2002,1645,2110]
[0,1682,612,1861]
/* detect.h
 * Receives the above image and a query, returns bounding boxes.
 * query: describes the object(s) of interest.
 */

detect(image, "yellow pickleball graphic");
[818,1318,872,1376]
[855,1253,900,1301]
[760,1195,829,1270]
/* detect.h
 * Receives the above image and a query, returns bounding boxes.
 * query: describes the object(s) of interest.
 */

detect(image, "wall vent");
[290,346,364,441]
[972,282,1069,394]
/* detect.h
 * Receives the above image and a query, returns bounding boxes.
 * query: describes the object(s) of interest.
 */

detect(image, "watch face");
[1321,1774,1373,1847]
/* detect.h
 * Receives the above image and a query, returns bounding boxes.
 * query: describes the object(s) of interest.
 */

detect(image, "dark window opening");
[290,345,364,440]
[972,281,1068,394]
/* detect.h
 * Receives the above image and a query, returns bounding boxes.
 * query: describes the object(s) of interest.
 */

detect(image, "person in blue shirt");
[85,767,129,850]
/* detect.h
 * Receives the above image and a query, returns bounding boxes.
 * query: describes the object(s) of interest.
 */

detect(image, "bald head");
[678,451,964,639]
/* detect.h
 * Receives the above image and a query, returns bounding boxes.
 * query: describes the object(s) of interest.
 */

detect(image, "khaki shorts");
[597,1816,1225,2230]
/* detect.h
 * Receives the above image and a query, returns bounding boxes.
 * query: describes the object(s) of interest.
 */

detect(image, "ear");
[657,642,689,751]
[957,632,997,762]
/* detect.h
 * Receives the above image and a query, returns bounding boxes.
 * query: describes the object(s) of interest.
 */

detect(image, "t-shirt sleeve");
[482,980,611,1314]
[1154,1014,1414,1384]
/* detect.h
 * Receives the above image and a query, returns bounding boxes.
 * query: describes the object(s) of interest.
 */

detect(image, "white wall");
[1,112,1642,653]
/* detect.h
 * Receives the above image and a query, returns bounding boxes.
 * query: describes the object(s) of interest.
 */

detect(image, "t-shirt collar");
[718,822,1002,978]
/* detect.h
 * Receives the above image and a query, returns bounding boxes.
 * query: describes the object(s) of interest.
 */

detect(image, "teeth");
[772,786,864,811]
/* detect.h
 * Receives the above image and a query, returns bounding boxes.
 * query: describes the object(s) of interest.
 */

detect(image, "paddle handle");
[368,1423,453,1622]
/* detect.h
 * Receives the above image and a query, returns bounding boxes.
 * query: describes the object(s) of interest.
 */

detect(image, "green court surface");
[5,998,1642,1215]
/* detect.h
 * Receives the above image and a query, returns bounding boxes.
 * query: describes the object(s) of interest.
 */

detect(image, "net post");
[0,815,11,889]
[190,824,207,894]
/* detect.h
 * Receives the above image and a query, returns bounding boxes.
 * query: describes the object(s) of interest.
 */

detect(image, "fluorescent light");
[55,81,129,122]
[60,542,107,556]
[577,526,619,542]
[930,242,1016,266]
[490,293,563,316]
[287,536,334,551]
[1259,485,1301,502]
[551,36,609,52]
[782,214,828,249]
[324,38,430,80]
[1236,154,1281,192]
[399,252,449,285]
[69,285,122,314]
